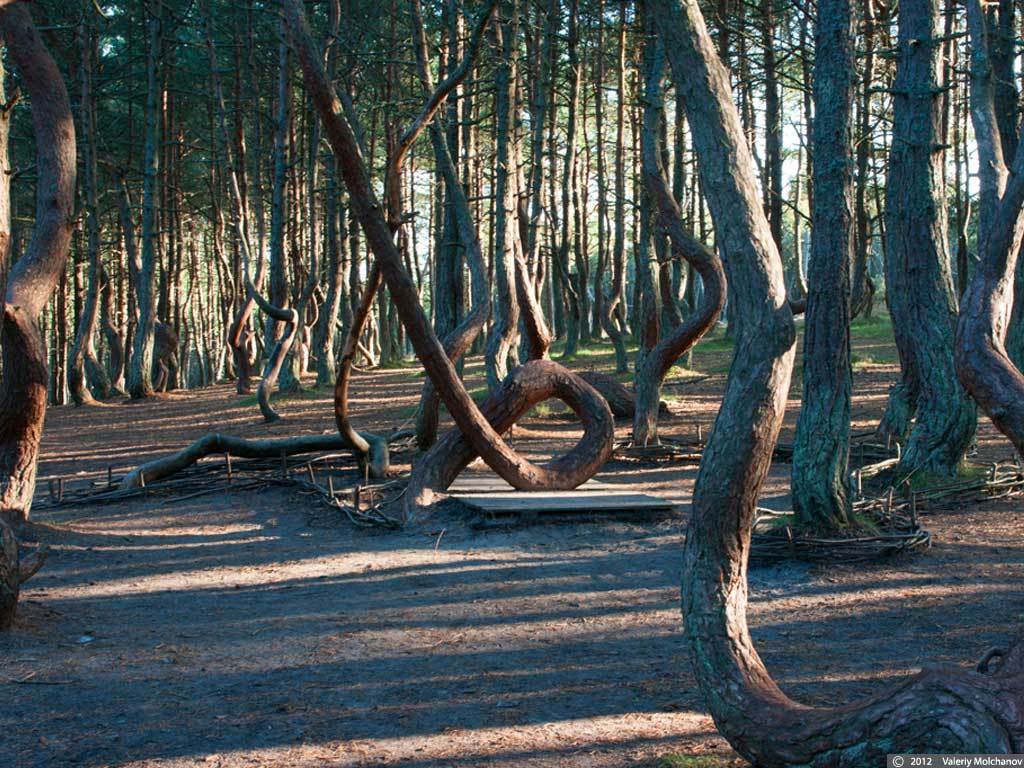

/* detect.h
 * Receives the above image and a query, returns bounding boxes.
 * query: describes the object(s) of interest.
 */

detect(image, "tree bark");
[652,0,1024,762]
[790,0,855,529]
[484,0,520,389]
[68,23,109,405]
[126,1,162,400]
[0,1,77,528]
[285,0,613,505]
[601,1,629,374]
[879,0,975,476]
[634,15,725,447]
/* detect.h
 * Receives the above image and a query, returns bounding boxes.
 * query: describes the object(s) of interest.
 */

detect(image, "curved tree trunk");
[410,0,495,451]
[0,2,77,527]
[652,0,1024,763]
[790,0,855,529]
[285,0,613,499]
[958,0,1024,457]
[634,20,725,447]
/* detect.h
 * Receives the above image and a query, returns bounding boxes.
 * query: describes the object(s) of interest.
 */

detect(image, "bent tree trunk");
[635,19,725,447]
[879,0,975,475]
[791,0,855,529]
[654,0,1024,763]
[285,0,613,514]
[0,2,76,526]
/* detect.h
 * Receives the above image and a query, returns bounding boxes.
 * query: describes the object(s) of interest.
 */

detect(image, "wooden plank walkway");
[449,472,675,527]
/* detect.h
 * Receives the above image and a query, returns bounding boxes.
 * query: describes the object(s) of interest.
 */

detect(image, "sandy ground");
[2,324,1022,767]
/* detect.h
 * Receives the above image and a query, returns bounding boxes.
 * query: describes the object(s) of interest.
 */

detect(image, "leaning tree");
[650,0,1024,762]
[0,0,76,627]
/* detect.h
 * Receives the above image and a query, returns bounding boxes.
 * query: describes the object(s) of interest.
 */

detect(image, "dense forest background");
[4,0,935,403]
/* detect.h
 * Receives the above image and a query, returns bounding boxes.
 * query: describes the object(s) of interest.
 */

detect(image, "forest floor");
[3,314,1023,768]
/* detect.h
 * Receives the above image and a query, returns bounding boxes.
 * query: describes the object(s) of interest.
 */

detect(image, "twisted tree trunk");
[653,0,1024,762]
[285,0,613,511]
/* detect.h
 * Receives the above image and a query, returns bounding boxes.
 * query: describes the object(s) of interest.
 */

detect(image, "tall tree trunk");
[790,0,855,529]
[555,0,582,358]
[851,0,877,318]
[126,1,162,400]
[68,23,109,405]
[484,0,520,389]
[601,1,629,373]
[0,2,76,525]
[879,0,975,476]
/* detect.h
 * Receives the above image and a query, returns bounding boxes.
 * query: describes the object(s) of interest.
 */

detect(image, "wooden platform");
[448,475,612,494]
[450,473,675,527]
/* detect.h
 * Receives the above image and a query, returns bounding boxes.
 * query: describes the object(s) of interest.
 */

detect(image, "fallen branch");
[121,432,380,489]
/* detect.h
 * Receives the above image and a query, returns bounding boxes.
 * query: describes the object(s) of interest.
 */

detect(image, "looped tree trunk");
[285,0,613,505]
[406,359,615,519]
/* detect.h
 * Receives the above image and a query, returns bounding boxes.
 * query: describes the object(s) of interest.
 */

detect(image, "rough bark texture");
[880,0,975,477]
[0,2,77,526]
[484,1,520,389]
[285,0,612,504]
[790,0,855,529]
[653,0,1024,762]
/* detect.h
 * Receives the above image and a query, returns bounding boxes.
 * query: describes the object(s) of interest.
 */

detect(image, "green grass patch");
[850,312,895,342]
[906,460,989,493]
